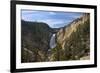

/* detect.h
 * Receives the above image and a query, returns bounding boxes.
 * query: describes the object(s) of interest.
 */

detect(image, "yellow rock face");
[56,13,90,49]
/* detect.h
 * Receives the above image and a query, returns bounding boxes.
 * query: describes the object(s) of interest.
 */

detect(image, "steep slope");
[49,13,90,61]
[21,20,54,62]
[57,14,90,49]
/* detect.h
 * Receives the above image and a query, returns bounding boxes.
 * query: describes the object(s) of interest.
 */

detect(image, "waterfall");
[49,34,56,49]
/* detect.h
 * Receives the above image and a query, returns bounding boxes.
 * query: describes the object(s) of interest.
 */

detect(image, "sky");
[21,10,83,28]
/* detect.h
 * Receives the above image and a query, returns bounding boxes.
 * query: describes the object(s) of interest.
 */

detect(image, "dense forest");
[21,13,90,63]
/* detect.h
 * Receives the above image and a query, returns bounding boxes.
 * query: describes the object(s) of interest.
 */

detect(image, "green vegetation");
[21,14,90,62]
[50,18,90,61]
[64,19,90,60]
[21,20,53,62]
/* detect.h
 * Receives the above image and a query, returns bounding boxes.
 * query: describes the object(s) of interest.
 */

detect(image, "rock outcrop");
[55,13,90,60]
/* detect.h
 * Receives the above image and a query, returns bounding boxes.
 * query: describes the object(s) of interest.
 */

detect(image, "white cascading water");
[49,34,56,49]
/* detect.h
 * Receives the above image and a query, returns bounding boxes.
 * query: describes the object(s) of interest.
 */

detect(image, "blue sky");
[21,10,83,28]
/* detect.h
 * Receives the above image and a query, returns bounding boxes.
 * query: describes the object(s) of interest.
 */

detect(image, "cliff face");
[55,13,90,60]
[21,20,53,51]
[21,20,54,62]
[57,14,89,49]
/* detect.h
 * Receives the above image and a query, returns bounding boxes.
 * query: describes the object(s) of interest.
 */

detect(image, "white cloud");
[49,12,56,15]
[38,19,69,28]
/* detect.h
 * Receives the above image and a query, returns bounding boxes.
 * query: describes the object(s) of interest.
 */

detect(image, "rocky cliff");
[54,13,90,60]
[21,20,54,62]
